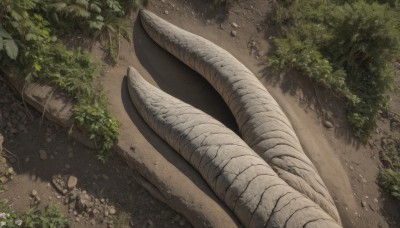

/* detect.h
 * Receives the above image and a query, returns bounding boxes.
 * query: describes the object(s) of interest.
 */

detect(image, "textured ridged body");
[127,67,341,227]
[139,10,340,223]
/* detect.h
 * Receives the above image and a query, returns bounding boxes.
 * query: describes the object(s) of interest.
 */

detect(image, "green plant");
[74,97,120,163]
[0,0,121,161]
[42,0,144,64]
[269,0,400,140]
[0,201,70,228]
[379,145,400,199]
[0,24,18,60]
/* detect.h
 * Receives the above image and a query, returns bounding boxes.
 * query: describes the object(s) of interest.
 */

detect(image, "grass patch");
[268,0,400,140]
[379,144,400,199]
[0,200,70,228]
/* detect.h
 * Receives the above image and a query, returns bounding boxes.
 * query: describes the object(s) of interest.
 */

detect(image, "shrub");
[0,201,70,228]
[269,0,400,140]
[0,0,126,161]
[379,145,400,199]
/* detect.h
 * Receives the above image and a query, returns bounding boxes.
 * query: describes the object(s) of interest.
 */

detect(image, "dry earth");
[1,0,400,227]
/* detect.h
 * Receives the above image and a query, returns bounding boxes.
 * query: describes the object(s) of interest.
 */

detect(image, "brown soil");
[1,0,400,227]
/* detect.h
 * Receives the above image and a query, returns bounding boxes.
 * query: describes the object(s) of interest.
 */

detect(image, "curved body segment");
[139,10,340,223]
[127,66,340,228]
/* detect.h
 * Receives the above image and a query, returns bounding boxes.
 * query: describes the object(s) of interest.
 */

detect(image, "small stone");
[46,137,52,143]
[361,201,367,208]
[104,210,109,217]
[374,198,379,203]
[67,176,78,189]
[90,219,96,225]
[25,157,30,163]
[164,10,169,15]
[76,217,80,222]
[31,189,38,197]
[232,22,238,28]
[231,30,237,37]
[323,120,333,128]
[38,149,47,160]
[76,199,86,211]
[179,219,185,226]
[65,164,70,169]
[0,176,8,184]
[349,166,354,171]
[109,207,116,215]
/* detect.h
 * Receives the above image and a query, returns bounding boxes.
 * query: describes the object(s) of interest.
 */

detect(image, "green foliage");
[41,0,144,64]
[74,97,120,163]
[0,0,123,160]
[0,24,18,60]
[269,0,400,140]
[379,145,400,199]
[0,201,70,228]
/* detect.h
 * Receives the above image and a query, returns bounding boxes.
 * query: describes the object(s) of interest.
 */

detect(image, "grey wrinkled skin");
[127,67,341,228]
[139,9,341,224]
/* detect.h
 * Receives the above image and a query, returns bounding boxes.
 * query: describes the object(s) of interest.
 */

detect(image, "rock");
[109,207,116,215]
[231,30,237,37]
[361,176,367,183]
[0,176,8,184]
[69,191,78,201]
[323,120,334,128]
[374,198,379,203]
[76,199,87,211]
[232,22,238,28]
[31,189,38,197]
[164,10,169,15]
[361,201,367,208]
[38,149,47,160]
[67,176,78,189]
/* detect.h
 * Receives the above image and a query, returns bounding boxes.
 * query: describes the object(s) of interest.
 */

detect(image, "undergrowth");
[379,144,400,199]
[0,0,150,161]
[0,200,70,228]
[269,0,400,140]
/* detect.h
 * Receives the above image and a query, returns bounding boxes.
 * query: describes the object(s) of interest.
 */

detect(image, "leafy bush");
[41,0,145,64]
[379,145,400,199]
[74,98,120,163]
[269,0,400,140]
[0,0,126,160]
[0,201,70,228]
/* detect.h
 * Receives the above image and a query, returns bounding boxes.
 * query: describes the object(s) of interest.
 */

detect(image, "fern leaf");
[0,24,12,39]
[90,3,102,13]
[75,0,89,9]
[64,5,90,18]
[49,2,67,11]
[4,39,18,60]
